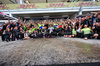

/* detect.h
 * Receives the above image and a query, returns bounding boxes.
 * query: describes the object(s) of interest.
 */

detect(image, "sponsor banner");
[0,1,100,10]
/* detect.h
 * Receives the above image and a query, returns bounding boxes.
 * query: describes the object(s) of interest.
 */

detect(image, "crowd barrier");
[0,1,100,10]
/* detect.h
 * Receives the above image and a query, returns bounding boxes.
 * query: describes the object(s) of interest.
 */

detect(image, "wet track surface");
[0,37,100,65]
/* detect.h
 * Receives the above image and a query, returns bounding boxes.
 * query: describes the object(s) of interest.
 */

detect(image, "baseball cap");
[88,14,91,16]
[98,11,100,13]
[98,13,100,15]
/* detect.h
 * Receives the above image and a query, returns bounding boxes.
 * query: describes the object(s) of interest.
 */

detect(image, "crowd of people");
[1,11,100,42]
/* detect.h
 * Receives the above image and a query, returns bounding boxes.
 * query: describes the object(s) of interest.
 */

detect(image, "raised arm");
[8,17,10,22]
[74,14,77,20]
[18,17,20,23]
[91,12,98,17]
[79,17,81,28]
[86,13,89,19]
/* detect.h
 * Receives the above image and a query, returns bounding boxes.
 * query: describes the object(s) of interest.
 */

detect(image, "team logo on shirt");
[89,20,92,21]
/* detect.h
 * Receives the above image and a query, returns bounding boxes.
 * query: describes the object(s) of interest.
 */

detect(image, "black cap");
[98,13,100,15]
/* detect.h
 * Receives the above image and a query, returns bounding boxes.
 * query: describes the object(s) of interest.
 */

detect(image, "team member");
[5,28,11,42]
[12,27,19,41]
[64,26,72,38]
[1,30,5,41]
[72,26,77,37]
[37,28,43,38]
[81,24,98,40]
[95,13,100,39]
[32,30,38,38]
[24,30,30,40]
[56,26,62,37]
[48,24,54,37]
[95,23,100,39]
[19,27,24,40]
[28,28,33,38]
[95,13,100,23]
